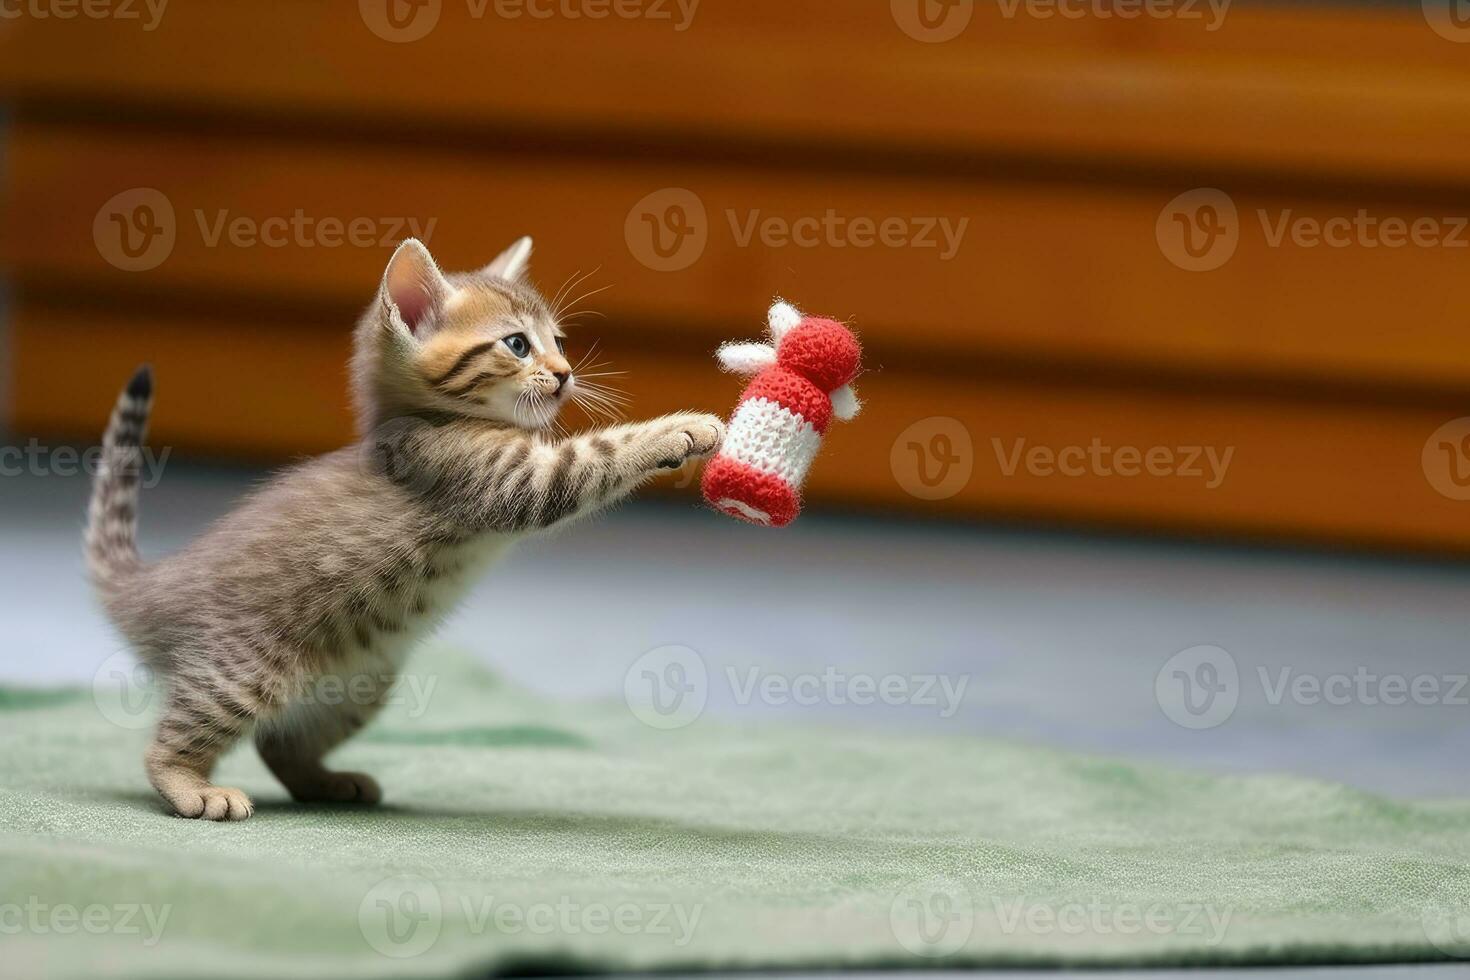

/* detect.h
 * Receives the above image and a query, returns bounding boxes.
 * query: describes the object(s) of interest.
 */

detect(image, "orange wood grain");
[8,122,1470,396]
[2,3,1470,185]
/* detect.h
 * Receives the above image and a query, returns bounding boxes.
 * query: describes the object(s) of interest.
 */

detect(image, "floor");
[1,461,1467,977]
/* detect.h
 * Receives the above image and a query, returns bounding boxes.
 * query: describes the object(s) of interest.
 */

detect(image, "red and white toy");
[701,301,862,527]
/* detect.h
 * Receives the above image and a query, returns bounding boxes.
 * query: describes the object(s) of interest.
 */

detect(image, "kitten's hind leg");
[255,687,386,805]
[146,691,257,821]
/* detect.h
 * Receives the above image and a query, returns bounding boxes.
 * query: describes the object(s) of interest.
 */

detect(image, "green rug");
[3,647,1469,979]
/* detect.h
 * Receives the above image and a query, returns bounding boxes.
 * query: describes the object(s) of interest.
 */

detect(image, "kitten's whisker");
[550,267,598,318]
[574,380,629,401]
[572,341,603,373]
[552,272,605,321]
[570,386,625,423]
[554,283,612,322]
[549,271,581,315]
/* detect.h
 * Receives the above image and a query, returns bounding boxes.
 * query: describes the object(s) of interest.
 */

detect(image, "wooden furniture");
[4,2,1470,551]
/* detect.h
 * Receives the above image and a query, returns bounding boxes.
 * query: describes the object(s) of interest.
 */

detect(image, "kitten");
[85,237,726,821]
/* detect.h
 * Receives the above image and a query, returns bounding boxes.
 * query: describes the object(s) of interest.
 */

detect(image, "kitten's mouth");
[521,390,565,427]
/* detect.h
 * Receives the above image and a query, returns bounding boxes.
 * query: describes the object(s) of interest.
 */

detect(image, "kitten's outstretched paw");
[290,770,382,805]
[169,785,254,821]
[657,414,726,468]
[684,414,726,457]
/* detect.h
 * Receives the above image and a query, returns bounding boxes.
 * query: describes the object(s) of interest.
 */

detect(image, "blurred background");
[1,1,1469,804]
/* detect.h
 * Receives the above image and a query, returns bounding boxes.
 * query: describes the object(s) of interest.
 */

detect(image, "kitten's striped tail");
[85,365,154,588]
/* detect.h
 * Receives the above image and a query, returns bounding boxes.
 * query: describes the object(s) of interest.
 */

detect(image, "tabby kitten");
[86,237,726,821]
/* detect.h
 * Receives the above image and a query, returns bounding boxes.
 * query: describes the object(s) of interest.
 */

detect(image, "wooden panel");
[14,301,1470,554]
[3,3,1470,185]
[9,122,1470,395]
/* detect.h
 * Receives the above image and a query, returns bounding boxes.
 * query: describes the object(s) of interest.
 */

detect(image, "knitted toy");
[701,301,862,527]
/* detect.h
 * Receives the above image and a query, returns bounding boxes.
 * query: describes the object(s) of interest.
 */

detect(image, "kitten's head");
[353,237,574,432]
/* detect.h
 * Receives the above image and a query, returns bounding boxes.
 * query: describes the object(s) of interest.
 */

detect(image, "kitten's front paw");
[684,414,727,457]
[656,414,726,469]
[169,785,255,821]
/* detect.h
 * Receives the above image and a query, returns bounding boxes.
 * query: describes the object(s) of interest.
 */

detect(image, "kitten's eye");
[503,333,531,358]
[554,337,566,355]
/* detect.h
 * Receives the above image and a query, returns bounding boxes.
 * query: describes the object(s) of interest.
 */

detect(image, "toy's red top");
[775,317,861,393]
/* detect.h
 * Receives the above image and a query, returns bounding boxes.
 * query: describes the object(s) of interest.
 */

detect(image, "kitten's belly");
[372,534,511,659]
[299,534,512,692]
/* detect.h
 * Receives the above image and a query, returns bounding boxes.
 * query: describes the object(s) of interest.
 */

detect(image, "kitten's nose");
[552,371,570,394]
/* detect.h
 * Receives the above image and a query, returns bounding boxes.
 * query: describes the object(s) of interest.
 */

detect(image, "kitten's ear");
[382,238,452,339]
[481,236,533,281]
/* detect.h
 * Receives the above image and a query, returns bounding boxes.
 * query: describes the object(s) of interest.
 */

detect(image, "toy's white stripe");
[721,397,822,487]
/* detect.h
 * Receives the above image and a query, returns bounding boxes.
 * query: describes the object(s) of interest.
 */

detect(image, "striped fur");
[85,365,153,590]
[91,238,724,821]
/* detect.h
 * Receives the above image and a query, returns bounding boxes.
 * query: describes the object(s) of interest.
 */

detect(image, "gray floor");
[2,462,1467,976]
